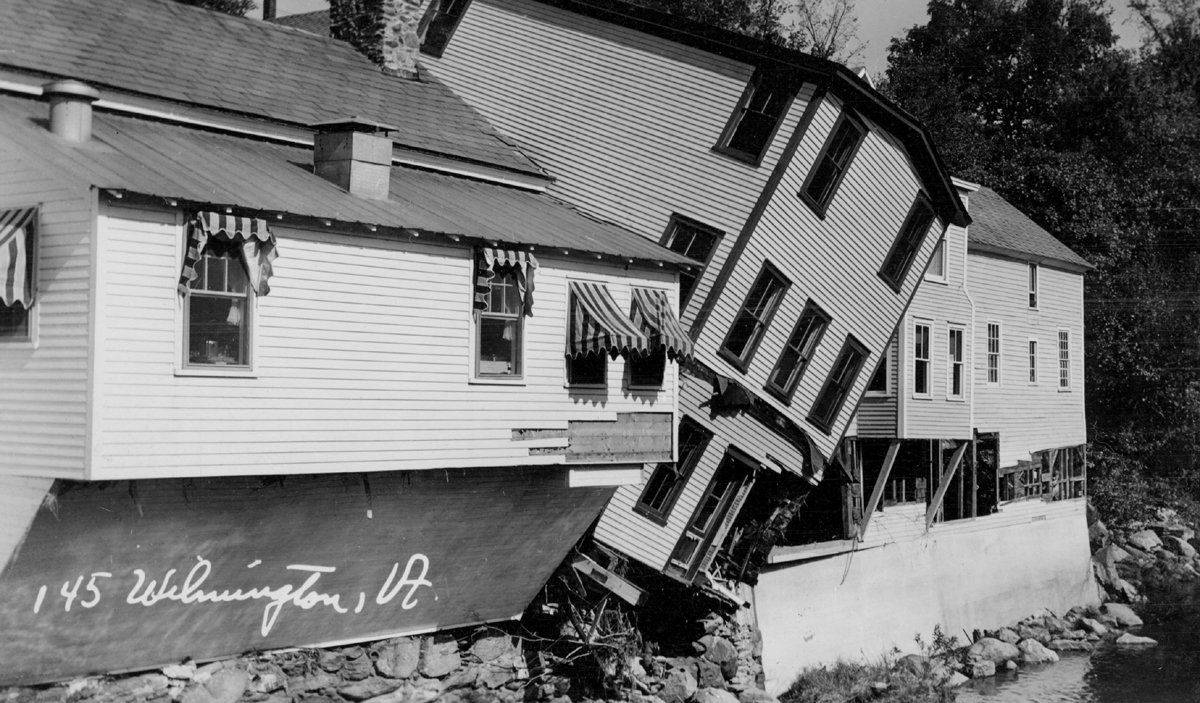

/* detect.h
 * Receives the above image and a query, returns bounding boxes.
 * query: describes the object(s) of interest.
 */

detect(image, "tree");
[173,0,256,16]
[795,0,863,63]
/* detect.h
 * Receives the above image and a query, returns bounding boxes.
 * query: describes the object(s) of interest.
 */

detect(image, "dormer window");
[800,111,865,217]
[420,0,473,58]
[716,70,796,166]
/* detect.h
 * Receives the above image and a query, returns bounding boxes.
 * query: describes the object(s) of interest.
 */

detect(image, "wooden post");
[858,440,900,540]
[926,442,969,530]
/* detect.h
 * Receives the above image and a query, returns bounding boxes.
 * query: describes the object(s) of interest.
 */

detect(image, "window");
[629,349,666,388]
[1058,330,1070,389]
[800,111,866,216]
[717,70,795,165]
[568,352,606,386]
[765,301,830,400]
[925,239,946,282]
[866,360,887,394]
[809,336,867,432]
[185,239,251,367]
[880,196,936,291]
[1028,263,1039,308]
[1028,339,1038,384]
[476,270,524,377]
[987,322,1001,385]
[0,207,36,342]
[912,322,931,397]
[661,216,723,313]
[948,327,964,399]
[419,0,472,58]
[720,263,789,370]
[635,417,712,524]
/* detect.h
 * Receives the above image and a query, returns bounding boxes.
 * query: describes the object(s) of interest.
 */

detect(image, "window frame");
[0,206,37,347]
[566,351,608,388]
[714,70,797,166]
[799,110,866,218]
[880,195,936,292]
[986,321,1001,386]
[474,267,526,381]
[808,335,869,434]
[181,238,255,374]
[865,341,891,397]
[924,238,947,283]
[633,417,713,525]
[659,215,724,314]
[1058,328,1071,391]
[1028,338,1039,385]
[947,325,965,401]
[719,262,791,372]
[419,0,473,58]
[1028,263,1039,309]
[764,299,831,402]
[912,320,932,399]
[627,347,667,390]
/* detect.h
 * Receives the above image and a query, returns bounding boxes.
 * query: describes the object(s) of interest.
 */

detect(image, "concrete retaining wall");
[754,498,1099,693]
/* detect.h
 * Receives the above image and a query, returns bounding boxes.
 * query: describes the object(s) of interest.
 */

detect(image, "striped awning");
[567,281,651,358]
[178,212,278,296]
[630,287,694,360]
[473,247,538,317]
[0,207,36,308]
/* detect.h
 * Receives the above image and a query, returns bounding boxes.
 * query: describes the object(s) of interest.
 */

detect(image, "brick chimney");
[310,117,397,200]
[330,0,440,79]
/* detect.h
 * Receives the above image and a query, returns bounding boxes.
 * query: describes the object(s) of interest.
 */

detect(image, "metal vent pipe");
[43,80,100,143]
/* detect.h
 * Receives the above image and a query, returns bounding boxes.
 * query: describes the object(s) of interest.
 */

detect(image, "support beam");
[926,442,969,529]
[857,440,900,540]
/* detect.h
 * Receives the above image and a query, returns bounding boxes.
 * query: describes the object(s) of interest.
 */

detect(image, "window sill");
[911,393,933,400]
[718,347,752,374]
[566,382,607,390]
[632,504,670,527]
[946,396,966,403]
[923,276,949,286]
[0,339,35,349]
[711,144,764,168]
[176,366,257,379]
[1058,386,1073,393]
[628,384,664,393]
[470,376,526,386]
[864,391,892,398]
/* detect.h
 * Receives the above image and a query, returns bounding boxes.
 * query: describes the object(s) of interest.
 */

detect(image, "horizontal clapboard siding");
[0,156,91,479]
[968,254,1085,466]
[899,221,974,439]
[92,207,677,479]
[426,0,816,327]
[694,95,942,460]
[856,336,897,437]
[594,369,808,571]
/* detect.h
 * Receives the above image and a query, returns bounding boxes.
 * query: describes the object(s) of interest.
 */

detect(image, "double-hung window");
[912,321,931,397]
[765,300,830,401]
[808,336,867,433]
[881,196,936,291]
[0,207,36,342]
[661,216,723,313]
[720,263,789,370]
[717,70,795,165]
[185,239,251,367]
[1058,330,1071,389]
[635,417,712,525]
[1028,339,1039,384]
[987,322,1001,385]
[477,270,523,377]
[1028,263,1039,308]
[948,327,964,399]
[800,111,866,216]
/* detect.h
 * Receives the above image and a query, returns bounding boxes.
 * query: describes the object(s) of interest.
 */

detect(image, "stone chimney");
[43,80,100,143]
[329,0,441,79]
[311,117,397,200]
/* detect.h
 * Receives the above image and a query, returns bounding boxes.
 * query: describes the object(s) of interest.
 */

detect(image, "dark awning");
[630,287,694,360]
[178,212,278,296]
[0,207,36,308]
[567,281,651,358]
[473,247,539,317]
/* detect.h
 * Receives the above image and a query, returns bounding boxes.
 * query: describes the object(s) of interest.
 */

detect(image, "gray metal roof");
[969,187,1093,271]
[0,0,541,176]
[0,96,690,267]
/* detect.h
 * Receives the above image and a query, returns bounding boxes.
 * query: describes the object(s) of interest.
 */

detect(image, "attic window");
[420,0,473,58]
[716,70,796,166]
[800,111,865,217]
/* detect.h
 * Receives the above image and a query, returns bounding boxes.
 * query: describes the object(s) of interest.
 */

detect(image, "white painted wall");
[90,205,678,479]
[755,498,1098,693]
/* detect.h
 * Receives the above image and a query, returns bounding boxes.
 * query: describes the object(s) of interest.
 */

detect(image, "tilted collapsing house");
[0,0,697,685]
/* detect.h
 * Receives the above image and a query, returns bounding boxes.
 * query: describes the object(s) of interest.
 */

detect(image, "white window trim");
[1057,327,1072,391]
[468,262,528,386]
[0,203,40,349]
[865,341,893,397]
[1028,263,1039,310]
[986,320,1002,387]
[947,324,965,401]
[912,320,932,399]
[924,239,948,284]
[1028,337,1039,385]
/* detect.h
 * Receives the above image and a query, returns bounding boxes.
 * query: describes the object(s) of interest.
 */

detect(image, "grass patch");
[780,659,955,703]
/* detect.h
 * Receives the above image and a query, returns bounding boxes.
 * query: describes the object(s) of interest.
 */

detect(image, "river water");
[956,601,1200,702]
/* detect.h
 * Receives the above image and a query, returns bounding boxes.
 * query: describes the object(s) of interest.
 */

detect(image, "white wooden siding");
[856,336,897,437]
[0,156,91,479]
[968,254,1085,465]
[693,95,943,460]
[425,0,816,327]
[91,206,677,480]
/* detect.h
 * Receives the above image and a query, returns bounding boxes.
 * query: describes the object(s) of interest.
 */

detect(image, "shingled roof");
[0,0,541,176]
[969,187,1093,272]
[270,10,331,36]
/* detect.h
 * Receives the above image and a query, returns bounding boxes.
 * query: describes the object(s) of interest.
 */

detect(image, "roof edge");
[967,241,1095,273]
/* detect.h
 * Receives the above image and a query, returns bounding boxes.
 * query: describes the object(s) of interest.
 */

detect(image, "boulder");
[1116,633,1158,646]
[969,660,996,678]
[420,634,461,678]
[1116,579,1141,603]
[471,633,513,663]
[946,672,970,688]
[337,678,403,702]
[1089,520,1110,551]
[1005,660,1018,671]
[698,635,739,680]
[480,667,515,690]
[1128,529,1163,552]
[1048,640,1093,652]
[1167,536,1198,559]
[1106,544,1132,564]
[1016,624,1051,644]
[966,637,1020,664]
[695,659,725,689]
[317,650,346,673]
[1017,639,1059,664]
[693,688,739,703]
[375,638,421,679]
[737,688,779,703]
[342,652,375,681]
[658,667,698,703]
[1102,602,1144,627]
[894,654,928,676]
[1078,617,1109,636]
[995,628,1020,645]
[1044,616,1073,635]
[181,669,248,703]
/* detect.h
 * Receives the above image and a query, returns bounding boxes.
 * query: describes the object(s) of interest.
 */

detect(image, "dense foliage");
[881,0,1200,519]
[173,0,256,16]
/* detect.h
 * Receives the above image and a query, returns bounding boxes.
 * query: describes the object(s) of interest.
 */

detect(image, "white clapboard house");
[0,0,696,685]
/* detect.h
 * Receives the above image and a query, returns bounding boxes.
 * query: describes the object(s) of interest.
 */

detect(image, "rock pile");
[1090,505,1200,603]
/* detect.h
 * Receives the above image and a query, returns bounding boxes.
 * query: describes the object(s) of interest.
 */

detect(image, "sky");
[252,0,1149,74]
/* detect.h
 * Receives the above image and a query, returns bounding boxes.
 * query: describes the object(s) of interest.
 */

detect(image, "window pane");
[479,317,519,375]
[0,303,29,339]
[769,345,802,390]
[728,111,778,155]
[630,348,666,387]
[927,241,945,279]
[867,362,886,392]
[723,314,761,358]
[568,352,606,385]
[188,295,247,365]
